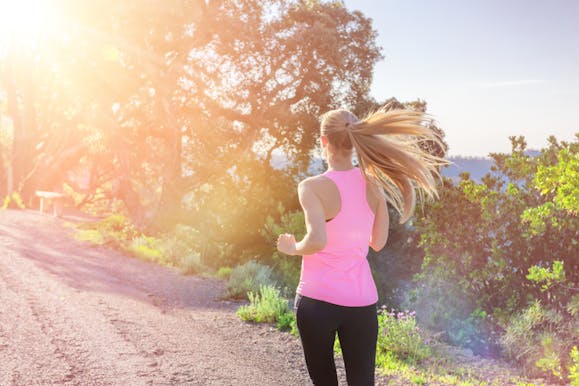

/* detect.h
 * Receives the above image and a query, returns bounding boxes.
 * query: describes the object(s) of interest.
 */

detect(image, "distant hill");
[442,156,493,183]
[442,150,540,183]
[272,151,541,184]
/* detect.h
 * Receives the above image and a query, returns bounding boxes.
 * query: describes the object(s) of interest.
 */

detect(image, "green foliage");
[75,216,206,273]
[157,224,206,273]
[225,261,277,299]
[215,266,233,279]
[2,192,25,209]
[409,264,493,354]
[413,135,579,357]
[534,147,579,214]
[526,260,566,291]
[77,214,141,248]
[369,206,424,310]
[261,206,306,291]
[237,285,297,334]
[569,346,579,386]
[128,236,163,262]
[75,229,105,245]
[501,301,578,381]
[377,308,432,363]
[275,311,298,335]
[179,252,203,275]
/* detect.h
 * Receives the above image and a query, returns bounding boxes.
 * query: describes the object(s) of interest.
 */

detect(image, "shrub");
[409,265,494,355]
[501,300,577,382]
[2,192,25,209]
[413,136,579,359]
[226,260,276,299]
[216,266,233,279]
[377,308,432,364]
[75,229,105,245]
[158,228,205,273]
[179,252,203,275]
[276,311,298,335]
[128,235,164,263]
[261,208,305,291]
[237,285,291,324]
[569,346,579,386]
[76,218,208,273]
[77,214,140,248]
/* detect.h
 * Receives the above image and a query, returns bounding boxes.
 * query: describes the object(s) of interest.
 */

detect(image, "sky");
[343,0,579,156]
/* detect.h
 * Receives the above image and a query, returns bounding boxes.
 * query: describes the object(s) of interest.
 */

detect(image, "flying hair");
[320,107,448,223]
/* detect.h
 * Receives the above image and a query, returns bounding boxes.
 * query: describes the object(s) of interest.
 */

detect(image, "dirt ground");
[0,209,321,385]
[0,209,556,385]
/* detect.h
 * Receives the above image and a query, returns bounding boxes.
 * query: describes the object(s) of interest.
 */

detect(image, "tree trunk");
[4,52,36,204]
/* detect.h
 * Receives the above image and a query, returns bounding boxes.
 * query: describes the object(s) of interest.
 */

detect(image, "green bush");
[237,285,293,326]
[276,311,298,335]
[413,136,579,359]
[501,300,578,382]
[408,265,493,355]
[377,308,432,364]
[569,346,579,386]
[216,266,233,279]
[179,252,203,275]
[77,214,140,248]
[158,227,206,273]
[226,260,276,299]
[128,235,164,262]
[2,192,25,209]
[76,218,207,273]
[261,208,305,291]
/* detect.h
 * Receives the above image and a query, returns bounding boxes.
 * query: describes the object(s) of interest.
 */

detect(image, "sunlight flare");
[0,0,63,50]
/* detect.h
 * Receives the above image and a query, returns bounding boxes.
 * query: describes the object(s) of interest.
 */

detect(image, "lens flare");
[0,0,63,51]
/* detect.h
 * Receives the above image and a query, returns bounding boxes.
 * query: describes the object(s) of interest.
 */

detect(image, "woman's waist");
[296,273,378,307]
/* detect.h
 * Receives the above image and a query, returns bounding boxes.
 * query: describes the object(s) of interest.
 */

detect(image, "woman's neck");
[327,154,354,171]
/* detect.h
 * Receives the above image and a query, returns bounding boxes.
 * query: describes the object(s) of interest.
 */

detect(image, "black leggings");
[295,295,378,386]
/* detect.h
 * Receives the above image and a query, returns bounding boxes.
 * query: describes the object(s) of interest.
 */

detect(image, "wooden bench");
[36,191,65,217]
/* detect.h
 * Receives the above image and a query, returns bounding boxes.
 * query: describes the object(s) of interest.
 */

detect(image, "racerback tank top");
[296,167,378,307]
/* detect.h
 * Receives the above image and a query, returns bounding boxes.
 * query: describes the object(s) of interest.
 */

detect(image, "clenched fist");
[276,233,297,255]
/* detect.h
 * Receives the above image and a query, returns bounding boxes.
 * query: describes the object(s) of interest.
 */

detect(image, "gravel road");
[0,210,315,385]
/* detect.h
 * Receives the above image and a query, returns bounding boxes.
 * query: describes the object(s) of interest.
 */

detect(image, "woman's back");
[296,167,378,307]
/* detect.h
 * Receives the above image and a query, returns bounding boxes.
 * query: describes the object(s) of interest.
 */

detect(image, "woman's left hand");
[277,233,297,255]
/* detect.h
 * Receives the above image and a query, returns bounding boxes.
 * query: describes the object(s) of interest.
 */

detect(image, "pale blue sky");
[344,0,579,156]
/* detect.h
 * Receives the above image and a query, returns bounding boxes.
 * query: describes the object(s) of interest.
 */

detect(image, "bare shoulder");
[298,175,329,194]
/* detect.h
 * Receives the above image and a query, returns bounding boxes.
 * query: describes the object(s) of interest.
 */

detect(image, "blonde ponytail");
[320,108,447,223]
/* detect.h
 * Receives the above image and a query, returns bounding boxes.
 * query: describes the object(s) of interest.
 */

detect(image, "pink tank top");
[296,167,378,307]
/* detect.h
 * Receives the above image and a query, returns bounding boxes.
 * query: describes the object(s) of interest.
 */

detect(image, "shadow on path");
[0,209,231,313]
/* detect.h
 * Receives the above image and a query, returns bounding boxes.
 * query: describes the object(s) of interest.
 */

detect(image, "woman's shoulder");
[298,173,330,188]
[298,174,336,199]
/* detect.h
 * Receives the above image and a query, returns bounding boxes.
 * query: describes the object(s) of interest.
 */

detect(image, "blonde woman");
[277,108,445,385]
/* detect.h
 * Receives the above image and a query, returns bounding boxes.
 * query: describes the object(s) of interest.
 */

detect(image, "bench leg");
[54,199,63,217]
[39,198,45,214]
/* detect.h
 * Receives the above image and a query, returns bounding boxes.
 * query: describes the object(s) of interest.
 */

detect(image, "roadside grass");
[236,285,553,386]
[236,285,298,335]
[69,215,207,274]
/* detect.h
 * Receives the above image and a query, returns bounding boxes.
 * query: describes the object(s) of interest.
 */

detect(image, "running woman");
[277,107,446,386]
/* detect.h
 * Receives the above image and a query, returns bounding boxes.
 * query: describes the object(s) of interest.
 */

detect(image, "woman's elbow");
[370,237,387,252]
[312,239,327,252]
[309,234,326,252]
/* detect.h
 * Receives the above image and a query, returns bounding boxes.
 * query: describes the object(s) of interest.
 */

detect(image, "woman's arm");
[277,179,327,256]
[369,188,389,251]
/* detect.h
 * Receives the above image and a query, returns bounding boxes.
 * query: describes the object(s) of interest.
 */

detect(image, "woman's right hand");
[277,233,297,255]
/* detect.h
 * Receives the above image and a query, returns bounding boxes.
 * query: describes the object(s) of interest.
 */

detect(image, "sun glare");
[0,0,62,51]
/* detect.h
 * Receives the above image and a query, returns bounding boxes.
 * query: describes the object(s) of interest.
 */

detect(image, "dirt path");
[0,210,315,385]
